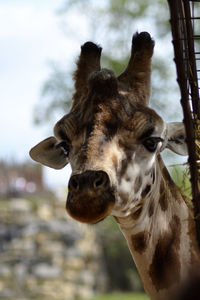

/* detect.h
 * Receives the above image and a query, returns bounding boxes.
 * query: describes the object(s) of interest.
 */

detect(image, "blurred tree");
[35,0,182,126]
[96,216,144,292]
[169,165,192,199]
[34,62,73,125]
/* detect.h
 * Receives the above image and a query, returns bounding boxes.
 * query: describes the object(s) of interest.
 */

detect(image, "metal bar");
[178,17,200,20]
[167,0,200,250]
[177,37,200,40]
[184,0,200,116]
[183,57,200,59]
[183,59,200,61]
[183,0,200,248]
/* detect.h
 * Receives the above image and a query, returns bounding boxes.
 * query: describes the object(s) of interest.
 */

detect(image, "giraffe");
[30,32,200,300]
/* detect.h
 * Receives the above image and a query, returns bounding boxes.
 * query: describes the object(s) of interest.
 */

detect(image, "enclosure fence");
[167,0,200,247]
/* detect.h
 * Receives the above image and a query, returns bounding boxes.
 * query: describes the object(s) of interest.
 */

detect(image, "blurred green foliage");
[89,292,149,300]
[169,165,192,199]
[96,216,144,292]
[35,0,181,125]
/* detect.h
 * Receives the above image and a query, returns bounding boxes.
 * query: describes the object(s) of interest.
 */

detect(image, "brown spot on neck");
[144,167,155,179]
[151,168,155,183]
[159,180,168,211]
[119,154,131,181]
[141,184,151,198]
[125,175,131,182]
[112,154,118,173]
[134,176,142,193]
[144,169,151,176]
[132,206,143,220]
[119,191,130,204]
[170,185,183,204]
[162,165,175,187]
[149,215,181,291]
[175,271,200,300]
[158,156,175,187]
[148,201,154,217]
[188,213,200,268]
[131,231,148,254]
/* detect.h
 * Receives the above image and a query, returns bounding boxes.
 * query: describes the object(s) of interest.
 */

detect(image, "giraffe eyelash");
[143,137,164,152]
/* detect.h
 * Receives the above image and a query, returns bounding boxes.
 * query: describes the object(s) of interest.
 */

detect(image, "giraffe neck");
[115,158,200,300]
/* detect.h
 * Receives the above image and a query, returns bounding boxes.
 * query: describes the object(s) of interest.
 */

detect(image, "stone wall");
[0,196,107,300]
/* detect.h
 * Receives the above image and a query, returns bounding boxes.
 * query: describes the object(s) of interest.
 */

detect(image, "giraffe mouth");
[66,170,115,223]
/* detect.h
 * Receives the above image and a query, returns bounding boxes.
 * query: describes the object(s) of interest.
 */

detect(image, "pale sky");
[0,0,90,188]
[0,0,186,190]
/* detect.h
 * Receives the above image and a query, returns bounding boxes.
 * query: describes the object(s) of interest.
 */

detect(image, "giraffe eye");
[143,137,163,152]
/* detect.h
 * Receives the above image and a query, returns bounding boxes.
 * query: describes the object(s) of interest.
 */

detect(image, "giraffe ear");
[165,122,188,156]
[29,137,69,169]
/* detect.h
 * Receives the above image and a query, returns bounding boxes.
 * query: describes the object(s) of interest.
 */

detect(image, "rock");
[65,247,82,258]
[37,204,52,220]
[32,263,62,279]
[0,288,15,299]
[0,224,22,252]
[66,257,85,270]
[22,222,39,237]
[0,265,11,277]
[78,270,95,286]
[10,198,32,213]
[10,238,35,253]
[40,241,64,256]
[14,263,27,281]
[49,219,81,235]
[76,285,95,299]
[0,196,105,300]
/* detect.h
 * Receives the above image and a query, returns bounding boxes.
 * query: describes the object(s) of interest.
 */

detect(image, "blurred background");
[0,0,190,299]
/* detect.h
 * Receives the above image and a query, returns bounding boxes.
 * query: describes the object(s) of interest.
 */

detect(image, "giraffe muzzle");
[66,170,115,223]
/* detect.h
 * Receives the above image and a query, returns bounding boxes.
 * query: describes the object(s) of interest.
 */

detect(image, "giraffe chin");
[66,192,115,224]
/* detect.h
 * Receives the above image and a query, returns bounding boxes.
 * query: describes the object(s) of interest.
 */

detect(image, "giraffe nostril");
[69,177,79,192]
[94,177,104,188]
[93,172,108,189]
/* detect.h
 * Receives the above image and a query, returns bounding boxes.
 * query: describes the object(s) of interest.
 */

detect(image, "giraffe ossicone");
[30,32,200,300]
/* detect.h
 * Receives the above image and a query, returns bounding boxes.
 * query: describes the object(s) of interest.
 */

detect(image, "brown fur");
[131,231,148,254]
[118,32,154,105]
[159,180,168,211]
[119,155,131,180]
[134,176,142,193]
[132,207,143,220]
[141,184,151,198]
[148,202,154,217]
[72,42,102,110]
[149,215,181,291]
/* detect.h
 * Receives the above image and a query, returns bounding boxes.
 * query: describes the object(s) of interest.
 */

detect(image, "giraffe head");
[30,32,188,223]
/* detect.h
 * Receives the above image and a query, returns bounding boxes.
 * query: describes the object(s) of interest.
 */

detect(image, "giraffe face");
[51,94,166,223]
[30,32,188,224]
